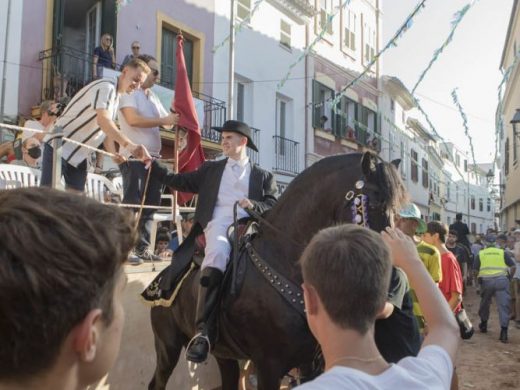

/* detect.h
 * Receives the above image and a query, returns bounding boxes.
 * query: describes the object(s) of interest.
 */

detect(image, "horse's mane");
[269,152,408,219]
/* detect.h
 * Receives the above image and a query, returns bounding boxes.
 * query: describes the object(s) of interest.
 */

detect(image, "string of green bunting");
[212,0,266,53]
[411,1,478,94]
[451,88,478,173]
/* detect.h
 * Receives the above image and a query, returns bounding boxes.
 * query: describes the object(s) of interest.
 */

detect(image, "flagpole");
[227,0,235,119]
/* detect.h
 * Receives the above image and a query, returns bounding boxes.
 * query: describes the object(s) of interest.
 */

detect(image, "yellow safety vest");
[478,247,509,278]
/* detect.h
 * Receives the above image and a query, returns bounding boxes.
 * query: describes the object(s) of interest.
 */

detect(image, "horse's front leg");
[255,359,283,390]
[216,357,239,390]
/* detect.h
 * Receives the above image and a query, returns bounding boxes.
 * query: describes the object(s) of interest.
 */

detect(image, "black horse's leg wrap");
[186,267,224,363]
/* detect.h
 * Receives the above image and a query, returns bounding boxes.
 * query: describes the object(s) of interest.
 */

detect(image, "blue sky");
[382,0,513,164]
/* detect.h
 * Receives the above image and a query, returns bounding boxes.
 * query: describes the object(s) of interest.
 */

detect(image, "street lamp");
[486,169,494,185]
[511,109,520,137]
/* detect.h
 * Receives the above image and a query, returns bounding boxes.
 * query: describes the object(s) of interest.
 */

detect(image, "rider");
[151,119,277,363]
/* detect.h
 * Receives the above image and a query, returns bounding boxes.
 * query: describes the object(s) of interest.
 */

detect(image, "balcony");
[273,135,299,175]
[39,45,228,152]
[39,45,96,101]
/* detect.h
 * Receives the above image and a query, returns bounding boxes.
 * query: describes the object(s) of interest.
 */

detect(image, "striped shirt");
[49,78,119,167]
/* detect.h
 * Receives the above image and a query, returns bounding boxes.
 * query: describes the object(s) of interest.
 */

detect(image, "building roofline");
[382,75,416,111]
[500,0,519,69]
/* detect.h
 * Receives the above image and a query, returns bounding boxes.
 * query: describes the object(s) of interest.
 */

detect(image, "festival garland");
[277,0,353,90]
[411,1,477,94]
[451,88,478,173]
[328,0,427,108]
[213,0,266,53]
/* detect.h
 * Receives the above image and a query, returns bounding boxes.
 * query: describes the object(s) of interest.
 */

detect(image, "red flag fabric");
[172,34,205,204]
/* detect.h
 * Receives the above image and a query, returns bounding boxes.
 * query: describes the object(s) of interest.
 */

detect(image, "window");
[464,159,467,172]
[400,140,406,178]
[318,0,334,35]
[456,154,460,167]
[276,98,287,155]
[359,106,377,145]
[479,198,483,212]
[487,198,491,212]
[161,29,194,89]
[471,223,476,234]
[471,195,475,210]
[338,96,358,139]
[390,99,395,111]
[312,80,334,132]
[236,82,245,122]
[422,159,429,188]
[343,8,356,51]
[505,138,510,175]
[514,130,518,163]
[363,22,376,64]
[411,149,418,182]
[447,182,450,201]
[448,216,451,225]
[280,20,291,49]
[237,0,251,22]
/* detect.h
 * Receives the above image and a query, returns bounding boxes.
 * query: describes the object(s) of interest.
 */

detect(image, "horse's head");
[336,152,408,232]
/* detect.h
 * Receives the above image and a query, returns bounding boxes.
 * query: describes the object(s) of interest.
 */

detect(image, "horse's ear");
[391,159,401,169]
[361,152,377,177]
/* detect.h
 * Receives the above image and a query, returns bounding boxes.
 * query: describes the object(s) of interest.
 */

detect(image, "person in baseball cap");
[396,203,427,235]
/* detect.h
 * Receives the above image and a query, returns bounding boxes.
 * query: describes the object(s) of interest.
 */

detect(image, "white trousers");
[202,217,233,272]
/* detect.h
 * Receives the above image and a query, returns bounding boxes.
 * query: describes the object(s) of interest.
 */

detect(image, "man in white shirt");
[40,58,152,191]
[150,120,277,363]
[296,225,459,390]
[118,54,179,262]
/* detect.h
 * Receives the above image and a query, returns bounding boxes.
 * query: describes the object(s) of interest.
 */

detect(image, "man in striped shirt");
[40,58,152,191]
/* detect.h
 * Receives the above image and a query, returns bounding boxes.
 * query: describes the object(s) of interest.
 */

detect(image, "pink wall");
[18,0,48,117]
[116,0,215,97]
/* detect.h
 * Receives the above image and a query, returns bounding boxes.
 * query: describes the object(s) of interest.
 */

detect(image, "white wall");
[212,0,307,180]
[0,0,23,126]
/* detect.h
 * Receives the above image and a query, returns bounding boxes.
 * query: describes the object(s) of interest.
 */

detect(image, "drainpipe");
[304,22,309,168]
[227,0,235,119]
[0,0,12,129]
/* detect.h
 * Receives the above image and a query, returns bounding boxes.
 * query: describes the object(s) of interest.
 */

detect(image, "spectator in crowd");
[424,223,464,313]
[395,203,441,334]
[0,187,136,390]
[155,229,173,259]
[471,234,485,288]
[374,265,421,363]
[23,100,59,142]
[168,212,195,252]
[40,58,152,192]
[118,54,179,261]
[0,101,58,163]
[423,221,464,390]
[121,41,141,68]
[512,229,520,329]
[449,213,471,251]
[475,234,515,342]
[296,225,459,389]
[93,33,116,79]
[10,137,41,168]
[446,230,471,288]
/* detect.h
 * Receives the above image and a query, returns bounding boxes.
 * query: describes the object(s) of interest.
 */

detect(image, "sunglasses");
[47,110,58,116]
[132,46,140,49]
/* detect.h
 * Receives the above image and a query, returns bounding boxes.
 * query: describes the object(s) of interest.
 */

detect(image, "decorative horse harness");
[244,178,370,317]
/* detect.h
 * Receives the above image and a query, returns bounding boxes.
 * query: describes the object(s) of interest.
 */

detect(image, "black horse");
[148,152,406,390]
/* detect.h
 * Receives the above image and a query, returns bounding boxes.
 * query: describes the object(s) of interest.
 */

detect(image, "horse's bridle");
[344,178,370,228]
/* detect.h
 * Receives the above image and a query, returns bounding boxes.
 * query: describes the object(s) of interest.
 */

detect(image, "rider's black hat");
[211,120,258,152]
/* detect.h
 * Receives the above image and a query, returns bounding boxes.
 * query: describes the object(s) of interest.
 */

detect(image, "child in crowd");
[0,188,136,390]
[296,225,459,389]
[155,229,173,259]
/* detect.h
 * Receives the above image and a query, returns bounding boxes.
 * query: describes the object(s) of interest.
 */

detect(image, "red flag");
[172,34,205,204]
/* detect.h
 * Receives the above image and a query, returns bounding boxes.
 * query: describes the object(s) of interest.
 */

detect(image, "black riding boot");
[186,267,224,363]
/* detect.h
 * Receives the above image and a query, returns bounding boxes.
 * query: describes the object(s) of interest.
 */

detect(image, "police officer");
[474,234,515,342]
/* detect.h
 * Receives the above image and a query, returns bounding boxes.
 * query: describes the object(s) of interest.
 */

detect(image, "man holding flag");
[118,54,179,262]
[150,25,277,366]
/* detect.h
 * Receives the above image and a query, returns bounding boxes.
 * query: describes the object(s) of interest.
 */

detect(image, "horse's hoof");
[186,338,209,363]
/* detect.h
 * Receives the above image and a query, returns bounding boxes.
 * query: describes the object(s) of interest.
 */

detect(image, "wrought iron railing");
[39,45,104,101]
[273,135,299,174]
